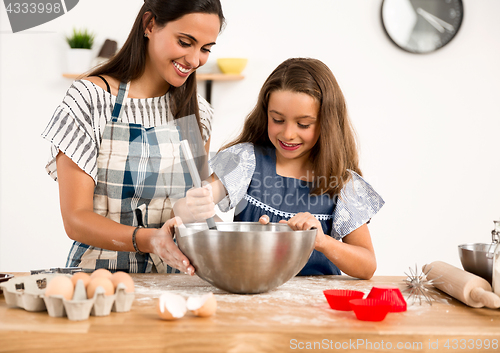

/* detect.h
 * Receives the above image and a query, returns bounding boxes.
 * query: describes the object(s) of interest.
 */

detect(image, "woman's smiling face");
[267,90,321,163]
[145,12,220,87]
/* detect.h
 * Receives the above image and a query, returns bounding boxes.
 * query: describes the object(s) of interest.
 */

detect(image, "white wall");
[1,0,499,276]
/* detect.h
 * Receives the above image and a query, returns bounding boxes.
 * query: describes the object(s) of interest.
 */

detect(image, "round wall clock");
[381,0,464,54]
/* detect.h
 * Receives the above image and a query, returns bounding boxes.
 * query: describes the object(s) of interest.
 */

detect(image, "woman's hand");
[148,217,195,275]
[57,151,196,275]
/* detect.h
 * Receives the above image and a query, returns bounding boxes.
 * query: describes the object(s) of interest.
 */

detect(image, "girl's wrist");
[315,232,332,252]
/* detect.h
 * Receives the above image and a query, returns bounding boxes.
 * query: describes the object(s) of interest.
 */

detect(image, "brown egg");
[110,271,134,293]
[87,277,114,298]
[186,292,217,317]
[45,275,74,300]
[156,292,187,320]
[90,268,113,279]
[71,272,91,287]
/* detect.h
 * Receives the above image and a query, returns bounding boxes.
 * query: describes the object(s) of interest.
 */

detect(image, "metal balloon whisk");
[403,264,441,305]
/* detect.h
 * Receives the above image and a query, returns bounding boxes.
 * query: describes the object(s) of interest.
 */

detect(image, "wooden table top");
[1,273,500,352]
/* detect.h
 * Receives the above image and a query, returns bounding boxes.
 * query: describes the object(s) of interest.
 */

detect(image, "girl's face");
[146,13,220,87]
[267,90,321,163]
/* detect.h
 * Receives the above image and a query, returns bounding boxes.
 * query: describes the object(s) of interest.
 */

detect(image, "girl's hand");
[258,214,287,225]
[149,217,195,275]
[286,212,327,250]
[259,215,270,224]
[185,181,216,222]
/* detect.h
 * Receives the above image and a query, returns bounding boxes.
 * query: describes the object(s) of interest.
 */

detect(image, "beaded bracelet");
[132,225,145,255]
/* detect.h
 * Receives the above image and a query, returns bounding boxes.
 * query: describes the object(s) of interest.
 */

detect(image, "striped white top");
[41,80,214,183]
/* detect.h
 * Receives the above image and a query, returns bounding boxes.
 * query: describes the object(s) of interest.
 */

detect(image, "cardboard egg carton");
[0,274,134,321]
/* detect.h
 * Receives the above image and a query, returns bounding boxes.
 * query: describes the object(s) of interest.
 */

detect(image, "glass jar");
[492,221,500,295]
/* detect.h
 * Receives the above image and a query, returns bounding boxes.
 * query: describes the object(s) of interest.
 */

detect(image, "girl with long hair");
[174,58,384,279]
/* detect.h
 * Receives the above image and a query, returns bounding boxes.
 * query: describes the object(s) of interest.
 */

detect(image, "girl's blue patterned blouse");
[209,143,385,275]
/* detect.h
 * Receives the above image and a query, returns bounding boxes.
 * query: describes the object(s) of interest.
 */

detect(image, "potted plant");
[65,28,96,74]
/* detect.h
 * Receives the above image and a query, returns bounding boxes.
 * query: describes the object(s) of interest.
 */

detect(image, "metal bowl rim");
[175,222,317,236]
[458,243,496,251]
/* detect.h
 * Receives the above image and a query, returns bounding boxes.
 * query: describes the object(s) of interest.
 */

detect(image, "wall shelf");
[62,73,244,103]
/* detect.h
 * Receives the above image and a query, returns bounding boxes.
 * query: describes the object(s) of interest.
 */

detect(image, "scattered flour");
[133,275,450,319]
[132,274,456,326]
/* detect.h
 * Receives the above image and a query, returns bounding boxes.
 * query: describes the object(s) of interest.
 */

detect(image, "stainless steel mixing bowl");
[458,243,495,284]
[175,222,317,294]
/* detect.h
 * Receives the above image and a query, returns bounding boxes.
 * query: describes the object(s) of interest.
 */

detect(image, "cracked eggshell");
[87,277,114,299]
[45,275,74,300]
[157,292,187,320]
[186,292,217,317]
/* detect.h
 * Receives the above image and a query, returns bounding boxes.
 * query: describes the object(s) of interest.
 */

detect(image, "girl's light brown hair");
[89,0,224,131]
[222,57,361,197]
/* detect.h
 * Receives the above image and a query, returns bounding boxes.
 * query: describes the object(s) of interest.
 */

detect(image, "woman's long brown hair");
[222,58,361,197]
[88,0,224,131]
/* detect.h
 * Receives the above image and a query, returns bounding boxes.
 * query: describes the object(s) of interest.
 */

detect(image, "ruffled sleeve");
[331,171,385,240]
[197,94,214,143]
[208,143,256,212]
[41,81,101,183]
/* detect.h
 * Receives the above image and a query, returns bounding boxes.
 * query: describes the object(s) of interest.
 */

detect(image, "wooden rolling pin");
[422,261,500,309]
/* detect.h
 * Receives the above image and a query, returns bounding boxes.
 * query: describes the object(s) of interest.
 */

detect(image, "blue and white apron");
[66,82,194,273]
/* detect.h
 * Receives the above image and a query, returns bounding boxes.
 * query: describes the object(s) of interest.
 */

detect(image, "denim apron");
[66,82,192,273]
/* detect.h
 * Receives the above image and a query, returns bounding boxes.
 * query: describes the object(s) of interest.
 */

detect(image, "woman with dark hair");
[41,0,225,274]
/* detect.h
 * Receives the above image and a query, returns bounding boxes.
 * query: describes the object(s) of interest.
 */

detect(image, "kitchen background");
[0,0,499,275]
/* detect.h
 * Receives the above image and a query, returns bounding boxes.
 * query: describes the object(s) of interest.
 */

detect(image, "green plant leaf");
[66,28,95,49]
